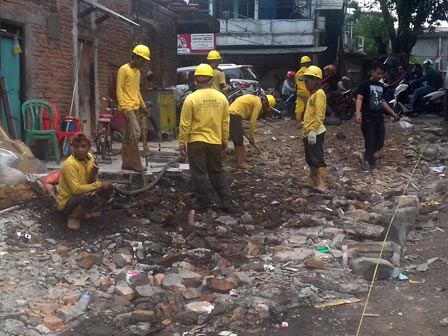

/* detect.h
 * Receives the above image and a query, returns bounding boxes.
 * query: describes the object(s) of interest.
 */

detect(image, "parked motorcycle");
[389,80,446,117]
[326,89,355,120]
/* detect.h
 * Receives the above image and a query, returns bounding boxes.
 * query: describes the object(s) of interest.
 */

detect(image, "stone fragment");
[206,277,236,294]
[112,313,132,329]
[161,319,172,327]
[135,285,156,298]
[240,212,254,224]
[348,241,401,266]
[232,271,252,284]
[56,244,69,257]
[115,284,135,301]
[154,273,165,286]
[181,287,202,300]
[127,272,149,287]
[101,275,112,291]
[77,252,94,270]
[34,324,51,334]
[351,257,394,280]
[57,306,83,323]
[43,315,64,330]
[385,206,418,247]
[273,248,314,263]
[216,215,238,225]
[131,310,156,322]
[288,235,308,245]
[185,301,214,315]
[296,226,323,238]
[162,273,184,289]
[343,221,384,239]
[112,253,132,268]
[2,319,26,335]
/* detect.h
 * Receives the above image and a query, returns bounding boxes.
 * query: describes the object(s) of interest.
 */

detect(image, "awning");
[220,46,327,55]
[316,0,344,10]
[79,0,140,26]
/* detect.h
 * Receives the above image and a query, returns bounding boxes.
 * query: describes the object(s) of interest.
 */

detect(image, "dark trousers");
[60,188,112,217]
[187,141,232,204]
[303,132,326,168]
[229,115,244,146]
[361,115,385,167]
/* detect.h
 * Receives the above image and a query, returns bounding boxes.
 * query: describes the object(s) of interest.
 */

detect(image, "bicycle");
[93,97,123,162]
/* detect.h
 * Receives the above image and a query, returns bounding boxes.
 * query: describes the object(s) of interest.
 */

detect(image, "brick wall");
[1,0,178,117]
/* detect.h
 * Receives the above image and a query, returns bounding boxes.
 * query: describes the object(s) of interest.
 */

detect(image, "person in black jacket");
[410,59,443,108]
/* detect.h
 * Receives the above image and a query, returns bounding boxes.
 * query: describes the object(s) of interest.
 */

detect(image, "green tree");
[360,0,448,56]
[352,12,389,55]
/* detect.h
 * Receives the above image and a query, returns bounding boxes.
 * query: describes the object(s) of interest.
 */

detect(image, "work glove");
[307,130,317,145]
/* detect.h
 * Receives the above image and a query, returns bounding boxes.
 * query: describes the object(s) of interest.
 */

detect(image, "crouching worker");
[229,94,276,169]
[178,64,237,213]
[57,133,113,230]
[299,66,327,193]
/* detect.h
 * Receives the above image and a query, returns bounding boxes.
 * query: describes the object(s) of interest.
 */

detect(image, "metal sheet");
[80,0,140,26]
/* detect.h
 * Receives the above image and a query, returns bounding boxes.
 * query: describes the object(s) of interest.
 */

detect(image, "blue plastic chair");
[21,99,60,163]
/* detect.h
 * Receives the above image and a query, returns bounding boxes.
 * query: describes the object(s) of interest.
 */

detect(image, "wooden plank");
[0,76,17,139]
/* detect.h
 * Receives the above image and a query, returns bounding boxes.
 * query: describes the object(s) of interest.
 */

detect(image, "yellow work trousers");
[295,91,310,122]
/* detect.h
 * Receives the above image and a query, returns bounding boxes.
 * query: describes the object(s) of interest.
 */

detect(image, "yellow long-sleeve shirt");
[116,63,146,111]
[57,153,102,210]
[229,94,262,139]
[212,68,227,93]
[178,88,229,145]
[303,88,327,135]
[295,66,310,94]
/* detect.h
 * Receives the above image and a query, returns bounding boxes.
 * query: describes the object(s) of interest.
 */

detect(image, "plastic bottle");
[76,291,92,311]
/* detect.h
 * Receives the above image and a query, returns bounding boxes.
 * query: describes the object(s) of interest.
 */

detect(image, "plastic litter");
[430,166,446,173]
[76,291,92,311]
[281,322,289,328]
[398,120,412,129]
[317,247,331,253]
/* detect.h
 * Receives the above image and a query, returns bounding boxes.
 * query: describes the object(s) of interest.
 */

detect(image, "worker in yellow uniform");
[229,94,276,169]
[207,50,228,97]
[58,133,113,230]
[299,65,327,193]
[116,44,151,172]
[295,55,312,126]
[178,64,237,213]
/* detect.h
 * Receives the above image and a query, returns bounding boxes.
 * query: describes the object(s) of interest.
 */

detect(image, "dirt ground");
[31,115,448,336]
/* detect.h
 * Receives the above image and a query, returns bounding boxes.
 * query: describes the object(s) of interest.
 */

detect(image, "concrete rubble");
[0,118,447,335]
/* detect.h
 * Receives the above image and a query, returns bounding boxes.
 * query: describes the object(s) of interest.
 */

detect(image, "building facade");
[0,0,178,136]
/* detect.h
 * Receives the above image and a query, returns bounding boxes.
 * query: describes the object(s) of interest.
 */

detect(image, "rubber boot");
[315,167,326,193]
[67,205,87,230]
[308,168,318,187]
[235,146,252,169]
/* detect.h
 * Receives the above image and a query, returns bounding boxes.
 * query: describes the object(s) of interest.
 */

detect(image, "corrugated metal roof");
[316,0,344,10]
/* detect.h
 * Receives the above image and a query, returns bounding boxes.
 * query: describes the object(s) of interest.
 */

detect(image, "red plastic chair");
[42,103,81,156]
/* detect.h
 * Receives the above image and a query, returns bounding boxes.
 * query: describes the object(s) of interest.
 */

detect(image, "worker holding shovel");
[116,44,151,172]
[229,94,276,169]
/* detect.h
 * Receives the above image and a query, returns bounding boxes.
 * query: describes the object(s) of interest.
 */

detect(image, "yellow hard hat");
[300,55,311,64]
[194,63,214,77]
[207,50,221,60]
[132,44,151,60]
[300,65,323,80]
[266,94,276,109]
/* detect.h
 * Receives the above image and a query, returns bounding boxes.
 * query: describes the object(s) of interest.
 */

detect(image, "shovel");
[243,132,268,161]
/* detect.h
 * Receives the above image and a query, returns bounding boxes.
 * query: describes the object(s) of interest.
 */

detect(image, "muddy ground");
[26,115,448,336]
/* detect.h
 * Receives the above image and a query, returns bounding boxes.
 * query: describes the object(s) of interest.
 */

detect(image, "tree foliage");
[359,0,448,56]
[352,12,389,55]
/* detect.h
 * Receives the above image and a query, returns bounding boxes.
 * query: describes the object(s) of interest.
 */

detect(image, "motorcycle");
[326,88,355,120]
[388,80,446,117]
